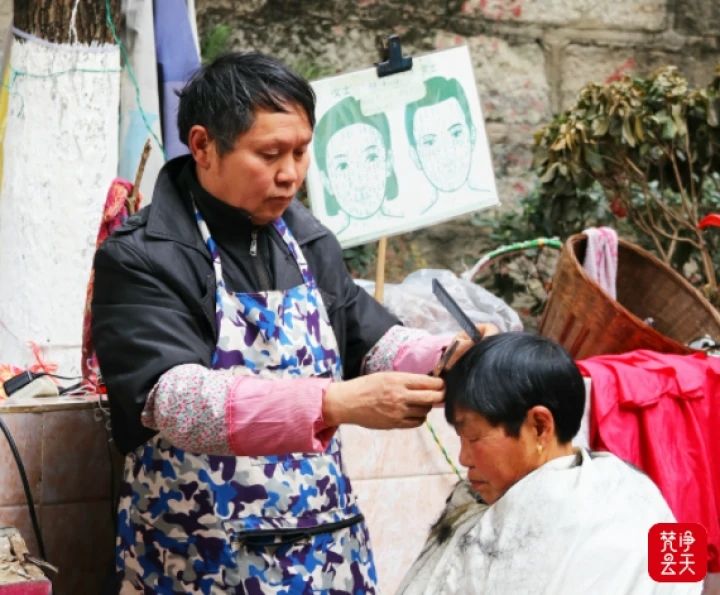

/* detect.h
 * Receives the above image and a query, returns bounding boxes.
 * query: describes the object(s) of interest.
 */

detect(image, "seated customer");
[397,333,699,595]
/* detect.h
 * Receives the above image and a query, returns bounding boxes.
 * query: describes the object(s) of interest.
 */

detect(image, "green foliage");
[289,58,335,83]
[472,188,612,330]
[533,65,720,303]
[472,175,720,326]
[201,24,232,64]
[342,244,375,278]
[473,183,620,246]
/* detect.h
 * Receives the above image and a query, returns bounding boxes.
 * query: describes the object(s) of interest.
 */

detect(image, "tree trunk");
[13,0,121,44]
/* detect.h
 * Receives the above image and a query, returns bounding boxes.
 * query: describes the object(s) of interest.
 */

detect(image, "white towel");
[582,227,618,299]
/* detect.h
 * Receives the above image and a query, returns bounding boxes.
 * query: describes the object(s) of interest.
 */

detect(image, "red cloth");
[698,213,720,229]
[0,581,51,595]
[81,179,142,388]
[577,350,720,572]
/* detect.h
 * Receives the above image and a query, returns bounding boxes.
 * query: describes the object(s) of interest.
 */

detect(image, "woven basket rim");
[564,233,720,345]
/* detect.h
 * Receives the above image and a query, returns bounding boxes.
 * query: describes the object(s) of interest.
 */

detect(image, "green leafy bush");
[533,65,720,304]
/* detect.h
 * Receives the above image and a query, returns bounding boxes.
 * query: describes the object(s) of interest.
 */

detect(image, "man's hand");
[323,372,444,429]
[441,322,500,371]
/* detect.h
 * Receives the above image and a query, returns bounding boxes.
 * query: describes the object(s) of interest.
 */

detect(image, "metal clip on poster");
[372,35,413,303]
[375,34,413,78]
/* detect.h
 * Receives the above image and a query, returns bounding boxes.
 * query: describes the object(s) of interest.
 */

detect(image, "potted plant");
[533,65,720,306]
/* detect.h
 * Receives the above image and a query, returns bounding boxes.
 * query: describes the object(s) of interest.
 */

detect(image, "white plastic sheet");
[356,269,523,334]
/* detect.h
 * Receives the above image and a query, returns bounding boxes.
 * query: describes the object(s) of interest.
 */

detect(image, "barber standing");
[92,52,491,594]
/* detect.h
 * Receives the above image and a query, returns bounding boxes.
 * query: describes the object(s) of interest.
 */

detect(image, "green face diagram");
[324,122,389,218]
[308,46,500,248]
[412,98,473,191]
[405,76,477,193]
[313,96,398,220]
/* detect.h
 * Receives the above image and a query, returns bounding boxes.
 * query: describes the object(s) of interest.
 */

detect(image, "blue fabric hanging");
[153,0,200,159]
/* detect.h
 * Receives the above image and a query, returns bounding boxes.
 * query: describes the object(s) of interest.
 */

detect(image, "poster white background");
[307,45,499,248]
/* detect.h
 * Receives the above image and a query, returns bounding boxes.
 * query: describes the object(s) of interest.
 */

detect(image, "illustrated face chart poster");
[306,45,500,248]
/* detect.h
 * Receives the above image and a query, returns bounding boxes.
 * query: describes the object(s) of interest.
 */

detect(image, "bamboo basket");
[538,234,720,359]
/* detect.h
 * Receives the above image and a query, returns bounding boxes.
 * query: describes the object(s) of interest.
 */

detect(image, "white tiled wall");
[340,407,461,594]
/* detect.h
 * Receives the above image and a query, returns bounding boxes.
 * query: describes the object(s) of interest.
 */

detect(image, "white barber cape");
[397,449,701,595]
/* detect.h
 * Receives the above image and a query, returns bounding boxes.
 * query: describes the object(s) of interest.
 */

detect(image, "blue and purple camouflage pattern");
[115,208,377,593]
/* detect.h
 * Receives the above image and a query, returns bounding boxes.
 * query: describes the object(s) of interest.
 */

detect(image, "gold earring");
[536,443,543,455]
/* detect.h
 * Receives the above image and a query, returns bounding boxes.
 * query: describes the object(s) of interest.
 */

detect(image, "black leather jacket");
[92,156,399,454]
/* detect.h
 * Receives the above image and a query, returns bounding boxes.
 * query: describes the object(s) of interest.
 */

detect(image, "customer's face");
[322,122,390,218]
[411,97,474,192]
[194,104,312,225]
[454,406,538,505]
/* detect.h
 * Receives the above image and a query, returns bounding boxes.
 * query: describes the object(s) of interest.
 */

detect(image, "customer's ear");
[526,405,555,444]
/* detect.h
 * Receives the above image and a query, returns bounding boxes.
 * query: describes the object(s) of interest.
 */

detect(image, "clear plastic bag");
[356,269,523,334]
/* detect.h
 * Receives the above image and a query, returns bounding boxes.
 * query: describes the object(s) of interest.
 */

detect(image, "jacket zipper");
[250,227,272,290]
[249,229,259,257]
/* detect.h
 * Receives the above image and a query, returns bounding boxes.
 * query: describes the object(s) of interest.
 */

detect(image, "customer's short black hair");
[444,332,585,443]
[177,52,316,155]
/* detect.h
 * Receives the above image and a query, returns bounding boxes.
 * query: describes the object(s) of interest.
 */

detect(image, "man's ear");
[526,405,555,444]
[188,125,214,168]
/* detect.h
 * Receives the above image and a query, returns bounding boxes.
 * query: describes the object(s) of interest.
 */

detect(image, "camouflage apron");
[115,208,377,594]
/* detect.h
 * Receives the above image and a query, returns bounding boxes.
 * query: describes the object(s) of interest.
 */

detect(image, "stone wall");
[196,0,719,275]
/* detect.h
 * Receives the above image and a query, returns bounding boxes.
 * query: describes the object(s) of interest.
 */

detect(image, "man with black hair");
[92,52,493,593]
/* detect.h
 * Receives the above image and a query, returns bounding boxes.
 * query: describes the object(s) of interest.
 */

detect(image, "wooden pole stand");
[374,236,387,303]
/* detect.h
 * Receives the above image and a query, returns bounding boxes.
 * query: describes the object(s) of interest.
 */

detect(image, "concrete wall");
[196,0,720,273]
